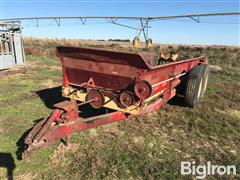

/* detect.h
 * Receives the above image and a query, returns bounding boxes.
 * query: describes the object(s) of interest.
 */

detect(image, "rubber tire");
[200,64,210,98]
[184,65,205,107]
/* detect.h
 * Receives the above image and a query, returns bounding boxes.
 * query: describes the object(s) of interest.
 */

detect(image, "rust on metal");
[21,46,208,158]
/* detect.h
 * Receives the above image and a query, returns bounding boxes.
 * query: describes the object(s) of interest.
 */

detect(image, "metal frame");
[1,12,239,43]
[0,21,25,71]
[21,46,208,158]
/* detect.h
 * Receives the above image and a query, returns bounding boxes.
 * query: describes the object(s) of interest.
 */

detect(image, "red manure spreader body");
[22,46,209,157]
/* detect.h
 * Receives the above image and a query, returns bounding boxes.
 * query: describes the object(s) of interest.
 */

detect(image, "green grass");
[0,45,240,179]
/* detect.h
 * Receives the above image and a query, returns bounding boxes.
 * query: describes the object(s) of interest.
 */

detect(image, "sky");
[1,0,240,46]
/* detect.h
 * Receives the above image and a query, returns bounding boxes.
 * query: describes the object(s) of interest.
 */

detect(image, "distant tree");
[108,39,130,42]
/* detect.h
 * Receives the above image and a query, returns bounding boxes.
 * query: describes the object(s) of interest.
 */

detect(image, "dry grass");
[23,37,240,67]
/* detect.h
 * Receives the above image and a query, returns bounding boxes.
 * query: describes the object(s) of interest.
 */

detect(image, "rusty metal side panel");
[57,46,206,92]
[138,57,203,96]
[65,68,134,90]
[139,58,200,83]
[60,56,140,90]
[57,46,150,69]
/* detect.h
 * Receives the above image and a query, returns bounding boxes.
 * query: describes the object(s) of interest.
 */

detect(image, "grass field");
[0,39,239,179]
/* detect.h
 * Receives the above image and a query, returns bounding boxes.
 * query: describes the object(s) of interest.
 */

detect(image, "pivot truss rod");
[1,12,239,43]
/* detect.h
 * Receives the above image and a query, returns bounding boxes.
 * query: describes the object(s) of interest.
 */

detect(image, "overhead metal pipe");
[1,12,239,22]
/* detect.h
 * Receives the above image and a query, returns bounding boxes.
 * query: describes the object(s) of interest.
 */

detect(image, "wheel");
[119,91,134,108]
[184,64,205,107]
[85,89,105,109]
[200,64,210,98]
[134,80,152,99]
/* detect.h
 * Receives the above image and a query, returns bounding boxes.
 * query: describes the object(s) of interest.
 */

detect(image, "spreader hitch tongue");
[21,99,131,158]
[22,101,77,158]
